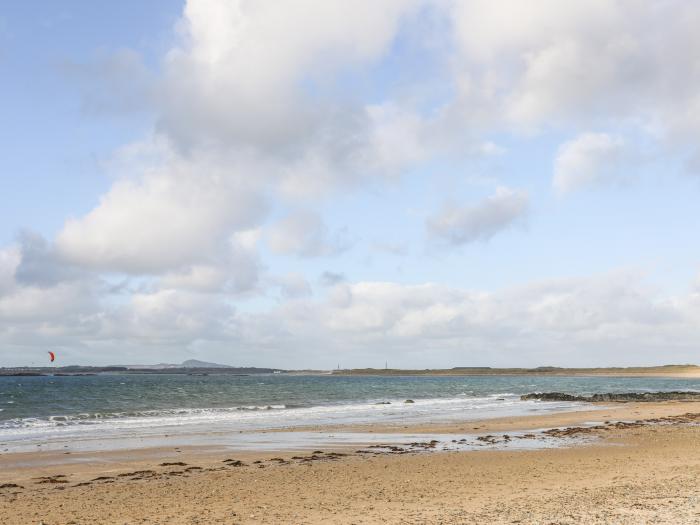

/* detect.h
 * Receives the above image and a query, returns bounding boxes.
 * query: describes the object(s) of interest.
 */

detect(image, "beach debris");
[0,483,23,490]
[34,475,68,484]
[368,444,406,453]
[223,459,246,467]
[519,433,537,439]
[288,451,348,463]
[90,476,115,482]
[404,440,440,449]
[159,461,187,466]
[118,470,156,478]
[476,435,499,445]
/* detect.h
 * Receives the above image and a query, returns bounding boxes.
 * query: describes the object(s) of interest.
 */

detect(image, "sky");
[1,0,700,369]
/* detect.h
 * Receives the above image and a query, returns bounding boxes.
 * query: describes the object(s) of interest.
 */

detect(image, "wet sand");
[1,401,699,524]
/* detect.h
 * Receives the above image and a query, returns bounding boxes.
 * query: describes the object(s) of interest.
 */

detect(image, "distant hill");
[181,359,232,369]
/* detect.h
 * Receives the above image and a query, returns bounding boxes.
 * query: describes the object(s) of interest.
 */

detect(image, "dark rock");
[521,392,582,402]
[521,391,700,402]
[404,399,415,404]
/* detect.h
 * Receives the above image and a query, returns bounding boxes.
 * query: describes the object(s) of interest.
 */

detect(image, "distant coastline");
[331,364,700,378]
[0,366,282,377]
[2,363,699,378]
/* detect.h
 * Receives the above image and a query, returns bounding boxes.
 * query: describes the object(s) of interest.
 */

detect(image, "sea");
[1,374,699,454]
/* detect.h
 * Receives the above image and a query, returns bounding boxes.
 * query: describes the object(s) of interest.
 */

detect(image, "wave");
[0,404,288,430]
[0,393,540,434]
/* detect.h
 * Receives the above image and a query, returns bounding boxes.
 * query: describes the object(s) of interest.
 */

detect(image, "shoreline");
[2,401,700,523]
[273,399,700,434]
[2,400,700,467]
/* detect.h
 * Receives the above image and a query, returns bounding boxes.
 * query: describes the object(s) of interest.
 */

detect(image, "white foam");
[0,394,594,454]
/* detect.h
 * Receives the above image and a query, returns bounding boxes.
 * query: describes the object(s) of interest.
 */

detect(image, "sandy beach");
[1,401,699,524]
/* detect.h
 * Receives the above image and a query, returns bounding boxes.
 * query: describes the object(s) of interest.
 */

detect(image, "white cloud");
[219,272,700,368]
[553,133,628,193]
[56,143,267,274]
[160,0,418,152]
[0,246,20,295]
[0,280,97,325]
[267,210,350,258]
[155,228,262,294]
[426,187,529,245]
[272,272,312,299]
[1,263,699,368]
[448,0,700,142]
[13,232,85,287]
[51,0,427,280]
[159,265,229,293]
[109,288,233,343]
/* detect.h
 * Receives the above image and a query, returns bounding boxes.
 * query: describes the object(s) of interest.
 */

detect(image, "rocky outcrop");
[521,391,700,402]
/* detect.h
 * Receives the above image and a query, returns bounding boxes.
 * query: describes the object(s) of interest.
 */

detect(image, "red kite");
[48,351,55,363]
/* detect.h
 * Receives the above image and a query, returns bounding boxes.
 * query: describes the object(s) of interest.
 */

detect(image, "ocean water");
[0,374,698,453]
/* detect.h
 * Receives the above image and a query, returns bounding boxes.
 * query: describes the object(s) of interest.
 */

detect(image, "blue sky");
[1,1,699,368]
[0,1,179,244]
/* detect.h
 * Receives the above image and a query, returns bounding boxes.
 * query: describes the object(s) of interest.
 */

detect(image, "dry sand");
[1,402,699,524]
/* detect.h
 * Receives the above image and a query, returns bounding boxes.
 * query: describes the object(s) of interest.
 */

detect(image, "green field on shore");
[332,364,700,377]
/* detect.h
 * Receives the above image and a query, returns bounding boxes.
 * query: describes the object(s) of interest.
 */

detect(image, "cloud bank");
[3,0,700,366]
